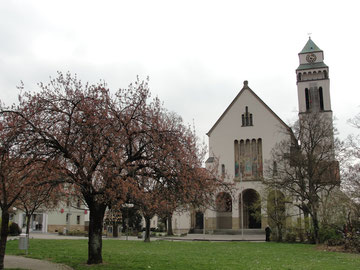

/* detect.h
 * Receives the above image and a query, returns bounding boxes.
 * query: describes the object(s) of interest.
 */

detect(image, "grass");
[5,239,360,270]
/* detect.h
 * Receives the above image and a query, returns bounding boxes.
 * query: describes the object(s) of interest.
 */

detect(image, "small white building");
[11,199,89,234]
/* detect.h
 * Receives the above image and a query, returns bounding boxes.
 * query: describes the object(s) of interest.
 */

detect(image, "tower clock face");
[306,53,317,63]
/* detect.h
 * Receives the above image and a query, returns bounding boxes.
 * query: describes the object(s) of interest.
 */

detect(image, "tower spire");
[296,39,332,117]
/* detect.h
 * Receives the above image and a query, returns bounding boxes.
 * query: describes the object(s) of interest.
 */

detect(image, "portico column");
[232,196,240,229]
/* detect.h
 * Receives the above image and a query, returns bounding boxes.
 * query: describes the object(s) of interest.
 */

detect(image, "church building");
[184,37,333,234]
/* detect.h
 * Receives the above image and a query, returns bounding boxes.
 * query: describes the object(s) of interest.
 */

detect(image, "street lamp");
[122,203,134,240]
[240,172,244,240]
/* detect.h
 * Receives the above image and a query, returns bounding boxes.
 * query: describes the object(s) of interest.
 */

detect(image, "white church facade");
[202,80,290,231]
[170,37,334,234]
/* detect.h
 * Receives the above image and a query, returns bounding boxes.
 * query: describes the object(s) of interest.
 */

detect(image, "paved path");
[163,233,265,242]
[5,255,73,270]
[10,232,265,241]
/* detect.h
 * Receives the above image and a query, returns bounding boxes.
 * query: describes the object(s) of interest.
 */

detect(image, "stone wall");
[47,224,86,233]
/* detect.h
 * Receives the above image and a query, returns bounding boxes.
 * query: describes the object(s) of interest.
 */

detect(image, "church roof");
[300,38,322,54]
[207,81,290,136]
[297,61,328,71]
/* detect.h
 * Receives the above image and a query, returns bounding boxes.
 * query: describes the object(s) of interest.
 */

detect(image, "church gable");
[206,81,290,182]
[207,80,288,137]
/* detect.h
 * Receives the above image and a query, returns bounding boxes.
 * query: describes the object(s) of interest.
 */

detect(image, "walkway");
[163,233,265,242]
[5,255,73,270]
[12,231,265,241]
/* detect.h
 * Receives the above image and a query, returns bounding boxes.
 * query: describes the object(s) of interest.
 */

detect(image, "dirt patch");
[316,244,354,254]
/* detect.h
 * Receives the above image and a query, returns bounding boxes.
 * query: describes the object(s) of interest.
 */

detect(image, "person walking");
[265,225,271,242]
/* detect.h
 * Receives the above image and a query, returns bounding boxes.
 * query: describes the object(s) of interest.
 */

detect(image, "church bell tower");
[296,38,332,119]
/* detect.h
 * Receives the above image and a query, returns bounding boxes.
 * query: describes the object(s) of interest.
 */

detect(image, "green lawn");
[5,239,360,270]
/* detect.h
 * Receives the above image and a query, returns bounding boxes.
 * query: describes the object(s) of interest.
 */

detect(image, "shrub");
[9,222,21,236]
[319,225,344,246]
[157,223,165,232]
[298,230,305,243]
[66,230,87,237]
[285,230,297,243]
[344,231,360,253]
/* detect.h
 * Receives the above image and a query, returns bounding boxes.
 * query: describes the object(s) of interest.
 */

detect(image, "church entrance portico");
[216,192,232,229]
[195,211,204,230]
[239,189,261,229]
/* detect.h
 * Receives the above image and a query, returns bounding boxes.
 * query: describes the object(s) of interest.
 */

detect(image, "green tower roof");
[300,38,322,54]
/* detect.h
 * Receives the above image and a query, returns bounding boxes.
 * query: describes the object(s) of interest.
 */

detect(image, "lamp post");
[66,202,72,235]
[240,173,244,240]
[203,209,206,235]
[123,203,134,240]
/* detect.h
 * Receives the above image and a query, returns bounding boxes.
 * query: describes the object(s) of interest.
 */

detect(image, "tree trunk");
[312,210,320,244]
[303,208,310,241]
[26,214,31,235]
[167,214,174,236]
[276,223,283,242]
[26,213,31,249]
[87,202,106,265]
[0,210,10,270]
[144,217,151,242]
[112,221,118,238]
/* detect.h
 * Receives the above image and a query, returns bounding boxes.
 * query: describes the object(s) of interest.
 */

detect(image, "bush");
[298,230,305,243]
[66,230,88,237]
[9,222,21,236]
[319,226,344,246]
[344,231,360,253]
[285,230,297,243]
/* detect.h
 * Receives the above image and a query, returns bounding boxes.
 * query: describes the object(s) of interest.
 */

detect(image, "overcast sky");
[1,0,359,145]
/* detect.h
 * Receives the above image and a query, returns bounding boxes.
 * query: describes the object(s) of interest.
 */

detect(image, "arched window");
[234,140,239,178]
[251,139,257,177]
[216,192,232,229]
[305,88,310,111]
[245,106,249,126]
[216,192,232,212]
[257,139,263,177]
[319,87,324,110]
[324,70,328,79]
[241,189,261,228]
[237,138,263,180]
[221,164,225,178]
[240,140,245,177]
[241,106,253,126]
[273,161,277,176]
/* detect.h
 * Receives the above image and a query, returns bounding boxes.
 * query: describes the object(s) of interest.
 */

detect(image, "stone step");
[213,229,265,235]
